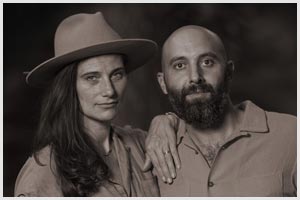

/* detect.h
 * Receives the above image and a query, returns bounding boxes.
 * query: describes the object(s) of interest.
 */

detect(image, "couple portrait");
[3,3,296,197]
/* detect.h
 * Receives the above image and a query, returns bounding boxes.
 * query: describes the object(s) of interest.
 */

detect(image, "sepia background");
[4,3,296,196]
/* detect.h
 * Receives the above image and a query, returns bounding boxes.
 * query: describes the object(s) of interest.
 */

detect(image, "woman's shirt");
[14,125,160,197]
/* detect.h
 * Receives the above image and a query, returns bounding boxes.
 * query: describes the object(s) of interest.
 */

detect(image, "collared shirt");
[158,100,296,197]
[14,125,159,197]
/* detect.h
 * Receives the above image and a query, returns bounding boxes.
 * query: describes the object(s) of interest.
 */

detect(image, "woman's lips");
[96,101,118,108]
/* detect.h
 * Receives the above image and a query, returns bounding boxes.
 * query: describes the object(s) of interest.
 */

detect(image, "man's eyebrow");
[198,52,220,61]
[168,52,222,66]
[169,56,186,66]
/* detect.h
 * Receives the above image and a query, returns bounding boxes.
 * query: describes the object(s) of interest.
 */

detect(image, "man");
[145,25,296,196]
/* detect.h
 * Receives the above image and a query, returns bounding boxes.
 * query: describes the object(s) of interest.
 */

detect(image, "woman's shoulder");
[14,146,63,196]
[113,124,147,136]
[113,125,147,143]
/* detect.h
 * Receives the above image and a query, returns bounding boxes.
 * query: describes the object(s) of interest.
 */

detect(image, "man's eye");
[174,63,186,70]
[201,59,214,67]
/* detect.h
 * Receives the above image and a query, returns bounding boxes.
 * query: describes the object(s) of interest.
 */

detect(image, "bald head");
[161,25,227,71]
[157,26,233,128]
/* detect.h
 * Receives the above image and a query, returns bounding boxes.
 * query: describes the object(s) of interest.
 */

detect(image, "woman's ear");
[157,72,168,95]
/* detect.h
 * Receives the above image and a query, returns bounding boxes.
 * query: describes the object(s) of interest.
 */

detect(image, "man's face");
[158,27,232,128]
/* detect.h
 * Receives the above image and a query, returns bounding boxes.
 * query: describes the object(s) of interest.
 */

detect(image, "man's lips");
[186,87,208,94]
[185,91,211,102]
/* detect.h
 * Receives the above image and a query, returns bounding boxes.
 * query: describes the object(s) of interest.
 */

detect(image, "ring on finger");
[163,149,170,156]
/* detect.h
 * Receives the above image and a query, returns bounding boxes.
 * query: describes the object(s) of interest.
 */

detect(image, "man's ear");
[157,72,168,95]
[226,60,235,81]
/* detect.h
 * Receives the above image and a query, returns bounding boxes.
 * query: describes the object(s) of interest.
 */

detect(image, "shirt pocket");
[236,172,282,196]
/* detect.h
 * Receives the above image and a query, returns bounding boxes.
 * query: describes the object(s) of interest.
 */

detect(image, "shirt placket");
[184,130,251,196]
[110,133,132,197]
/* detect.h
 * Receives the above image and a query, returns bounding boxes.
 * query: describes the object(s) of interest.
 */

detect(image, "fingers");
[145,140,174,184]
[142,154,153,172]
[169,142,181,169]
[164,114,181,169]
[145,114,181,184]
[147,149,167,183]
[156,149,173,184]
[164,148,176,179]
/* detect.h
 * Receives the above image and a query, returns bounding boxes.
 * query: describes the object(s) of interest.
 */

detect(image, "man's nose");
[189,64,204,84]
[102,78,115,97]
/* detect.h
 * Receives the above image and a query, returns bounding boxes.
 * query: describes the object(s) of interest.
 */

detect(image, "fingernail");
[162,176,166,182]
[168,178,173,184]
[171,173,176,178]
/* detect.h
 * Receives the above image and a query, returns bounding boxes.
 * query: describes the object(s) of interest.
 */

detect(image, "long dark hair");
[32,63,110,196]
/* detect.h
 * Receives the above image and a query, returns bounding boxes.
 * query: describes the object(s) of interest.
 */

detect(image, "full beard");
[167,81,228,129]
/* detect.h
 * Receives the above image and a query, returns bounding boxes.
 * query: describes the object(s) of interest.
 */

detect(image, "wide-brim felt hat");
[25,12,157,87]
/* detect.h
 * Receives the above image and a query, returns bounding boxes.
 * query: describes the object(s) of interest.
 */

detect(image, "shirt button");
[208,181,214,187]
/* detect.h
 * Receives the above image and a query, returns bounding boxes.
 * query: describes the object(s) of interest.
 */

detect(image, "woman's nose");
[102,78,115,97]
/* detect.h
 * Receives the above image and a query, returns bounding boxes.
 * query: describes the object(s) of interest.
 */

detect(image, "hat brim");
[26,39,157,87]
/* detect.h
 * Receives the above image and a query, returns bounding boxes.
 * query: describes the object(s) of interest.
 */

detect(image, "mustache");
[182,83,215,97]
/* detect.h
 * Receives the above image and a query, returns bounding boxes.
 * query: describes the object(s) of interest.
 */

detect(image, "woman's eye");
[174,63,186,70]
[201,59,214,67]
[86,76,98,81]
[111,71,125,81]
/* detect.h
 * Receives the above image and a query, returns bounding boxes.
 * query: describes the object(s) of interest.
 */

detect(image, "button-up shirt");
[158,100,296,197]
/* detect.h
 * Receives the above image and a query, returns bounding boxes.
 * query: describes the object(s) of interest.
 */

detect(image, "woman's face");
[76,54,127,123]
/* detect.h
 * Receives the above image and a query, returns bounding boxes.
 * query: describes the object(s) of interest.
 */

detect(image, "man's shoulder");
[265,110,296,122]
[240,101,296,149]
[261,110,296,153]
[265,111,296,133]
[241,100,296,136]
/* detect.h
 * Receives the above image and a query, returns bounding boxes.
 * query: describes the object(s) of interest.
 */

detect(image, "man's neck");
[186,99,243,146]
[185,99,244,167]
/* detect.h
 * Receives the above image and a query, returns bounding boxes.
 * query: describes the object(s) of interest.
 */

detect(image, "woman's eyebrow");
[110,67,125,75]
[80,71,101,78]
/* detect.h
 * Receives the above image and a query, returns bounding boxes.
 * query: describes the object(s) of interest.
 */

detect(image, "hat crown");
[26,11,157,87]
[54,12,121,56]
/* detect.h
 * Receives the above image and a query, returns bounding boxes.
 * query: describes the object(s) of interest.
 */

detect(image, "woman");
[14,12,173,197]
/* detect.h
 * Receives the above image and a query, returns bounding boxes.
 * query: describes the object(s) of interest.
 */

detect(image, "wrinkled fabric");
[158,100,296,197]
[14,125,159,197]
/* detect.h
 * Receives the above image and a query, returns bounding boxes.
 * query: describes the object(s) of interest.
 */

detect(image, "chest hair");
[198,143,221,167]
